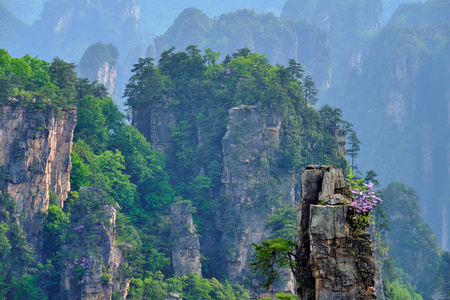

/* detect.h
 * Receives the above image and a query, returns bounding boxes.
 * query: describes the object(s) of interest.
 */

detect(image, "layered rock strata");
[170,201,202,276]
[0,107,76,246]
[296,165,377,299]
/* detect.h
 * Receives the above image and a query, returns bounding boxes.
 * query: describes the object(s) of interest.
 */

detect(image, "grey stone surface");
[171,202,202,276]
[310,204,349,240]
[296,165,377,300]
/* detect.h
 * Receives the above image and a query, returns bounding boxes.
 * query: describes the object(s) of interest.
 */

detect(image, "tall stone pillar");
[170,202,202,276]
[296,165,377,300]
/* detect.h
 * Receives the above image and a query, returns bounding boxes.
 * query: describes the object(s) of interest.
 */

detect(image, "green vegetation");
[382,182,443,299]
[0,48,102,110]
[77,42,119,83]
[0,48,254,298]
[154,9,332,87]
[128,272,250,300]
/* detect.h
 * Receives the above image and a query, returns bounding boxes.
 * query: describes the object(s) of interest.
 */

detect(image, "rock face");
[218,105,296,295]
[77,42,119,97]
[61,187,130,300]
[132,105,176,155]
[296,165,377,299]
[0,107,76,247]
[281,0,382,83]
[170,201,202,276]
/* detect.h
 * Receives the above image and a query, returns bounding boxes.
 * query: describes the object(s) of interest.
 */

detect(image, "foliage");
[264,206,297,240]
[249,238,297,290]
[154,8,332,87]
[77,42,119,82]
[347,172,383,230]
[0,48,98,111]
[382,182,442,299]
[128,272,250,300]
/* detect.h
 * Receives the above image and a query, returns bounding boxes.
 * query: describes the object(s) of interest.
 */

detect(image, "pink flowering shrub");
[347,172,383,230]
[350,182,383,214]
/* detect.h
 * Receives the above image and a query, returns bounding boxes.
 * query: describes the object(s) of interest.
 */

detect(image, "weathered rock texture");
[61,187,130,300]
[0,107,76,247]
[296,165,376,300]
[132,105,176,155]
[218,105,296,296]
[170,201,202,276]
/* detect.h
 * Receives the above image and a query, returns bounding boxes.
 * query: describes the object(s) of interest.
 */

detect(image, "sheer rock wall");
[296,165,377,300]
[0,107,76,247]
[170,201,202,276]
[218,105,296,297]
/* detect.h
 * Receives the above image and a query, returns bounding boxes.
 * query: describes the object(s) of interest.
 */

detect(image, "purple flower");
[220,84,224,88]
[229,144,237,148]
[225,69,231,75]
[33,99,36,103]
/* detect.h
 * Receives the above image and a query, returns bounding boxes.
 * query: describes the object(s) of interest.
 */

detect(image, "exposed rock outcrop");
[132,105,176,155]
[296,165,377,299]
[0,107,76,247]
[61,187,130,300]
[171,201,202,276]
[78,42,119,97]
[218,105,296,296]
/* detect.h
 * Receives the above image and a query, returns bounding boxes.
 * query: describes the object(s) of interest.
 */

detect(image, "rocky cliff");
[170,201,202,276]
[339,10,450,250]
[0,106,76,248]
[131,104,176,155]
[296,165,377,299]
[61,187,130,300]
[77,42,119,97]
[218,105,296,295]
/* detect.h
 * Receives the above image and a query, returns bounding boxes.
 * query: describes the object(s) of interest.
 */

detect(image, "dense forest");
[0,46,353,299]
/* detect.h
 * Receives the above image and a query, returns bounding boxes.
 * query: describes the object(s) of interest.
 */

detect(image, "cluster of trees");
[0,48,249,299]
[125,47,351,268]
[154,8,333,88]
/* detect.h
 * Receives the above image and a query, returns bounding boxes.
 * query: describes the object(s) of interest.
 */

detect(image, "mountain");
[154,8,333,88]
[331,0,450,251]
[0,0,45,25]
[281,0,382,84]
[29,0,143,63]
[0,2,29,57]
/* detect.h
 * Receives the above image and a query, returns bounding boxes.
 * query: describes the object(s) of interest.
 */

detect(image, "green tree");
[249,238,298,290]
[346,129,360,171]
[303,75,318,106]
